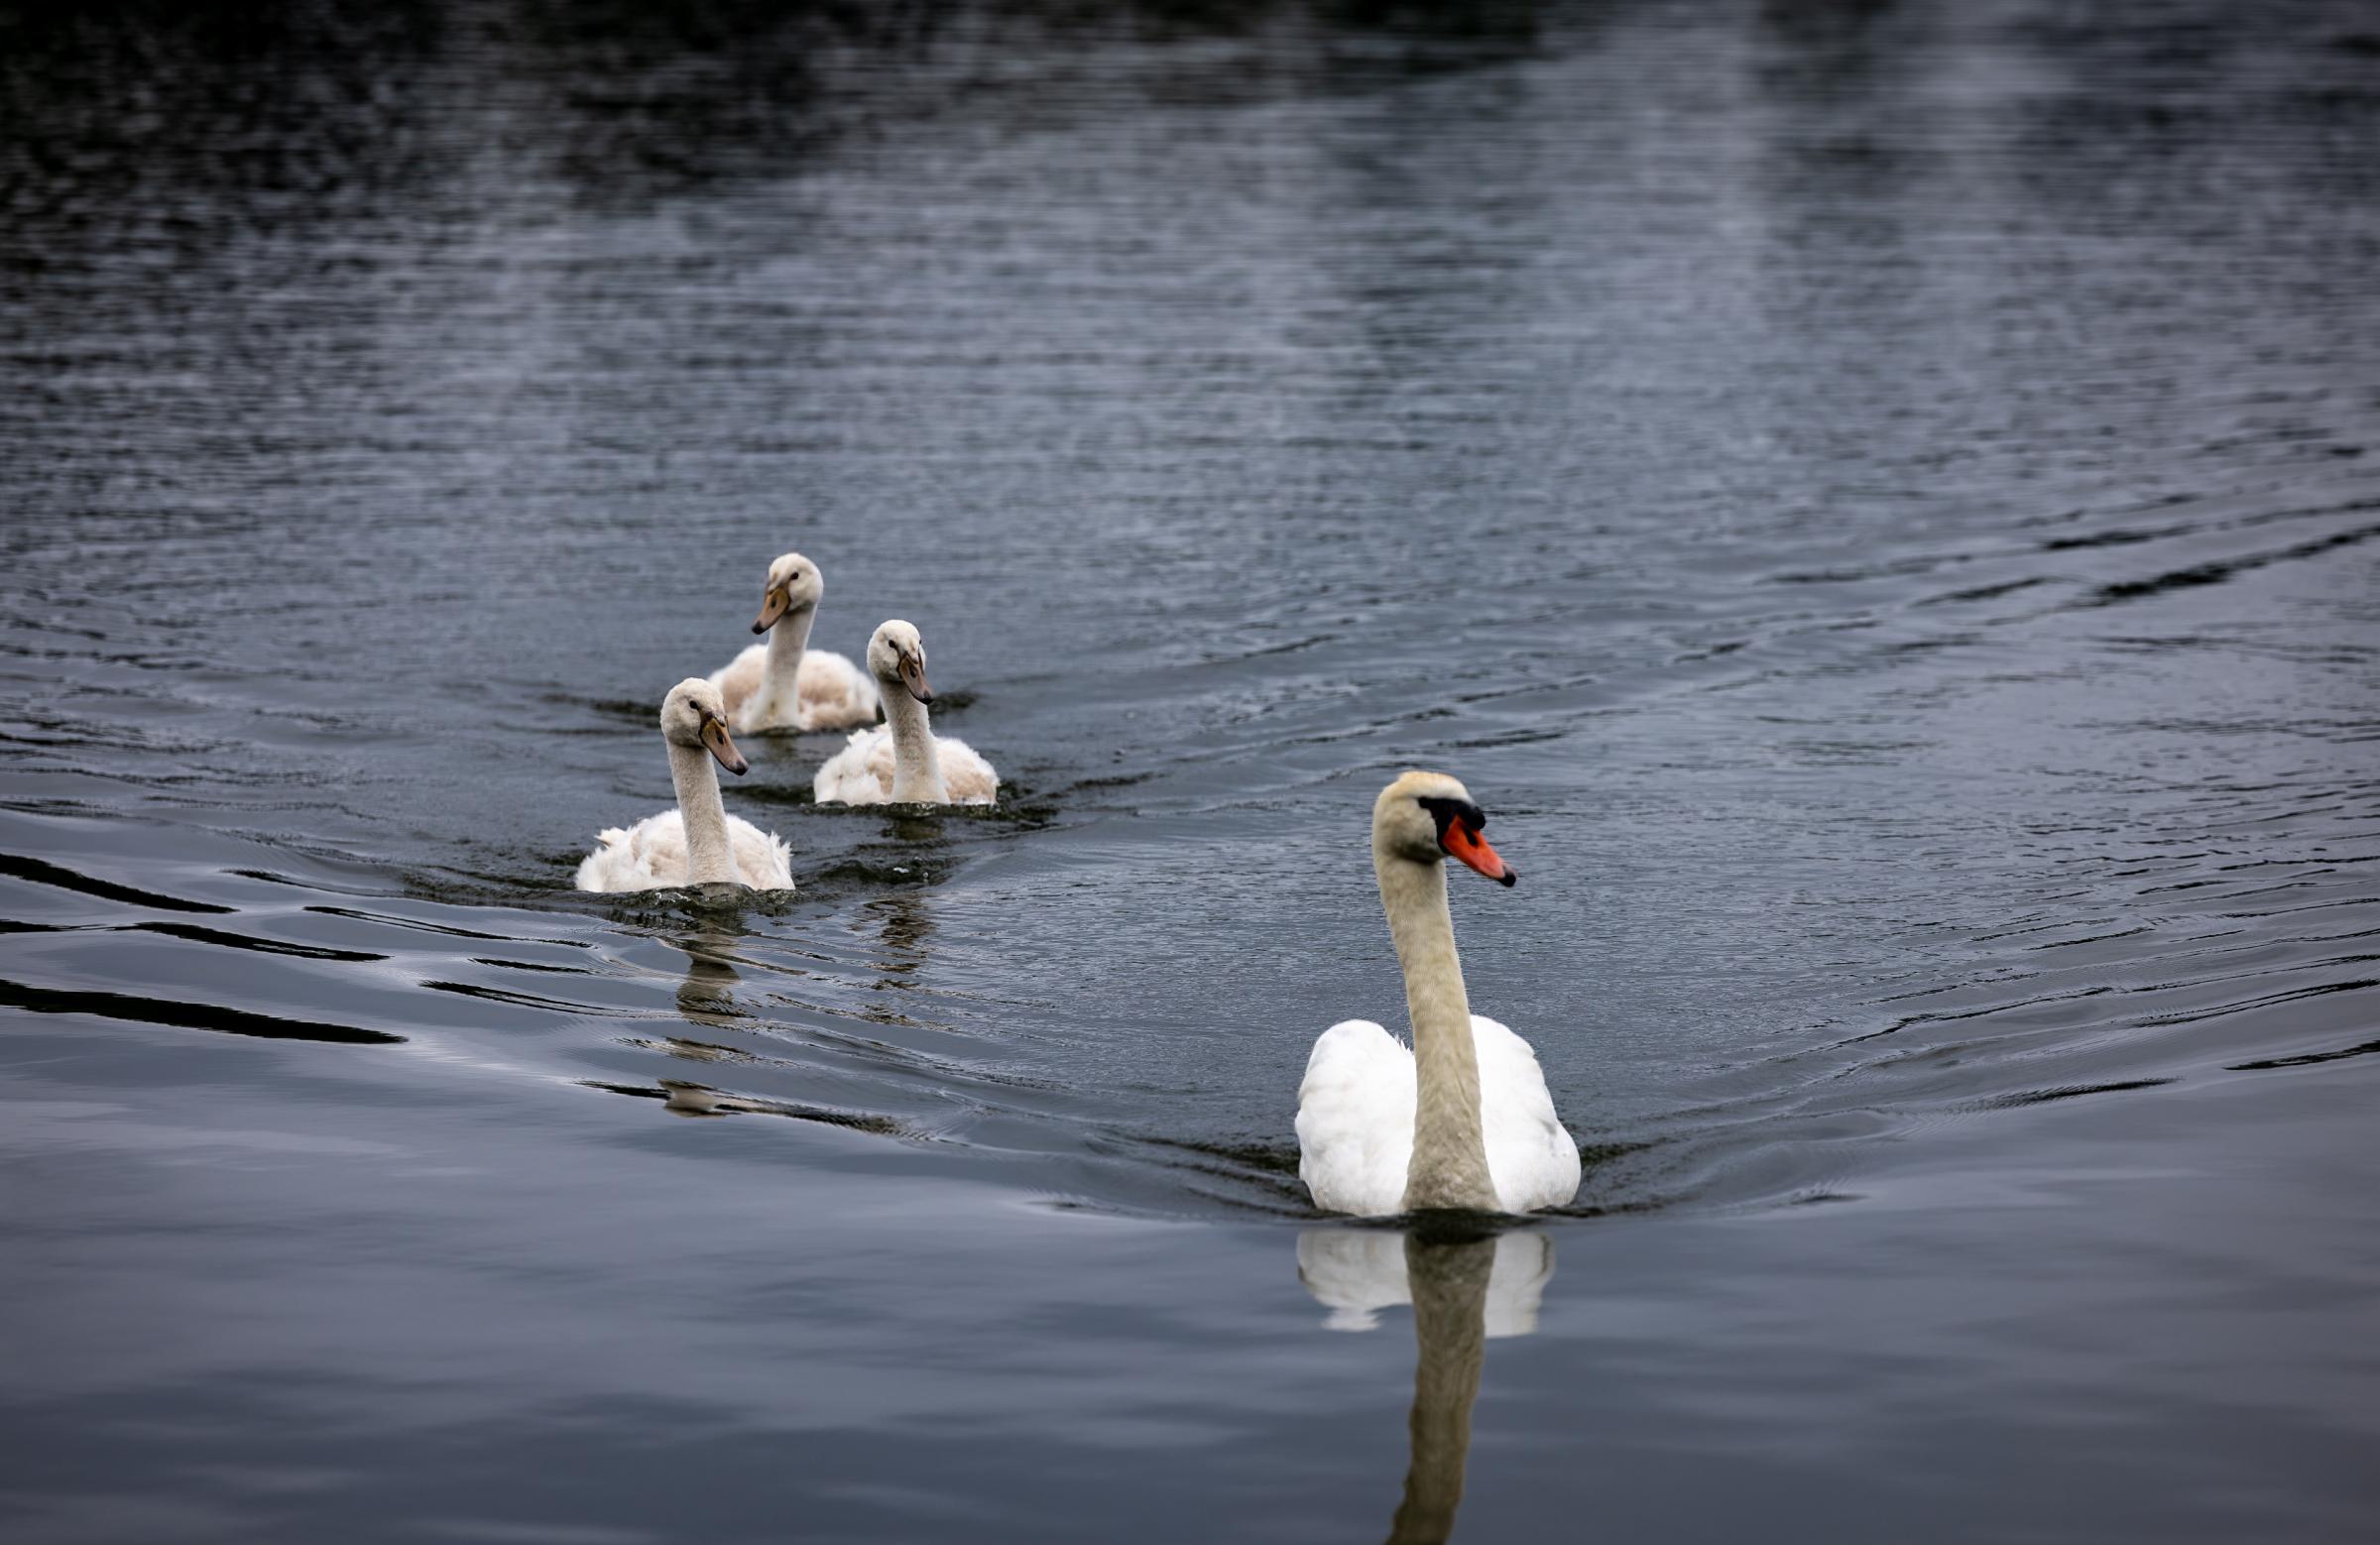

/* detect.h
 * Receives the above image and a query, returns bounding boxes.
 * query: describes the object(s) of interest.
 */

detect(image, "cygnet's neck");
[666,739,736,886]
[1375,849,1497,1213]
[753,606,816,725]
[882,686,946,803]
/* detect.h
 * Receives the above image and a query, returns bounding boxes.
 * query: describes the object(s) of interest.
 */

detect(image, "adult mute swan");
[707,552,881,733]
[812,621,999,806]
[575,679,796,892]
[1295,772,1580,1216]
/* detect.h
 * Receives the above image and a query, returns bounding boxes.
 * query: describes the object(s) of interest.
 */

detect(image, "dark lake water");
[5,1,2379,1539]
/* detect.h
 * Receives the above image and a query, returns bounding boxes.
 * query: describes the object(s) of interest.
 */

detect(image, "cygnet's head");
[1372,770,1516,886]
[751,552,824,635]
[660,678,748,775]
[866,620,933,705]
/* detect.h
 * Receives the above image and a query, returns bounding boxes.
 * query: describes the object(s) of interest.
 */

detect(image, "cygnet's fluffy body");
[812,620,999,806]
[576,679,796,892]
[707,552,881,734]
[574,807,794,893]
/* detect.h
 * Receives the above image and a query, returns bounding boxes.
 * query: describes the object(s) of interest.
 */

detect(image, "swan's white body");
[813,727,998,806]
[1295,772,1580,1217]
[811,620,999,806]
[707,552,881,733]
[710,643,879,734]
[575,807,793,892]
[1297,1015,1578,1217]
[575,679,795,893]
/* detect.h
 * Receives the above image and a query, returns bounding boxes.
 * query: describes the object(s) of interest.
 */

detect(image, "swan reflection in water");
[672,922,748,1033]
[657,923,754,1115]
[647,923,903,1137]
[865,893,932,994]
[1299,1227,1556,1544]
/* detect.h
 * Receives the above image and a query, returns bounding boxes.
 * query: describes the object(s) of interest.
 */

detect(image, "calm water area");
[3,1,2377,1540]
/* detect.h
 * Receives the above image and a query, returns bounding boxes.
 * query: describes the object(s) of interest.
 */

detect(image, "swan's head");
[751,552,824,634]
[660,678,749,775]
[1373,771,1515,886]
[866,620,933,705]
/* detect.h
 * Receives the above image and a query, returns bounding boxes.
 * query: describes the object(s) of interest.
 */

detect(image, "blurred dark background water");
[2,1,2377,1540]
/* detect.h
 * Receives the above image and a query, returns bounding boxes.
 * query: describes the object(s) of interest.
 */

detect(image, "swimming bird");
[707,552,881,733]
[1294,772,1579,1216]
[811,621,999,806]
[575,679,796,892]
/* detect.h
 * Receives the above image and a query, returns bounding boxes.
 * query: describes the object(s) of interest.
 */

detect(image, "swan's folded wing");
[1295,1019,1415,1218]
[812,728,893,804]
[708,644,768,719]
[861,730,899,794]
[1473,1014,1582,1213]
[575,810,685,892]
[573,829,634,892]
[725,815,796,891]
[793,650,882,731]
[933,734,1000,804]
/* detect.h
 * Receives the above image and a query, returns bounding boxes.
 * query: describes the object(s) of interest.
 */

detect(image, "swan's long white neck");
[1376,847,1497,1212]
[753,606,816,726]
[666,740,736,886]
[882,687,946,803]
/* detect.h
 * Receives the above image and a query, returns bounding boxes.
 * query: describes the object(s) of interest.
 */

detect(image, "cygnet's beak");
[700,717,749,775]
[898,654,933,705]
[751,585,790,635]
[1441,821,1516,887]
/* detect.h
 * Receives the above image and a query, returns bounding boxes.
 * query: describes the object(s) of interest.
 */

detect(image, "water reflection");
[866,893,933,995]
[1297,1227,1554,1335]
[635,919,909,1131]
[882,809,948,846]
[671,922,748,1033]
[1299,1227,1556,1544]
[653,922,754,1112]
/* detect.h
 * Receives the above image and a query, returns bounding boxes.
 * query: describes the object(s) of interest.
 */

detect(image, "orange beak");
[1441,821,1516,887]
